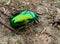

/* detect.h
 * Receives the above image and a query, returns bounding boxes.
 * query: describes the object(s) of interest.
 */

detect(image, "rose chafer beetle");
[10,10,39,31]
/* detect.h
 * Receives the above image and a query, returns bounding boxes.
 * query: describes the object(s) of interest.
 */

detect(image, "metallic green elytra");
[10,10,38,30]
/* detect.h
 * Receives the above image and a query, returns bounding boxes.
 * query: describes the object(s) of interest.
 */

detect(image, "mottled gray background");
[0,0,60,44]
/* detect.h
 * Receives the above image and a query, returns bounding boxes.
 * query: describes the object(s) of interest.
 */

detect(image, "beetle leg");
[36,18,39,23]
[17,25,26,32]
[33,20,38,33]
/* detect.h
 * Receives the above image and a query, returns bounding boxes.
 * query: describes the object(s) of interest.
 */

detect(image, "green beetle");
[10,10,39,31]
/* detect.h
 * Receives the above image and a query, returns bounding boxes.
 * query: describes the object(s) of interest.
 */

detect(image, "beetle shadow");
[10,23,34,35]
[9,27,24,35]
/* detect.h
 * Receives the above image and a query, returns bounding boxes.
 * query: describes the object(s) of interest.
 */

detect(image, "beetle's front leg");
[33,20,38,33]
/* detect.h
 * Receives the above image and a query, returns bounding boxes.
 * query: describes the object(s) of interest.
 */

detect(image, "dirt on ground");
[0,0,60,44]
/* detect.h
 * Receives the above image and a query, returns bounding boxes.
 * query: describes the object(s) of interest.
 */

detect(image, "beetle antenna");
[37,13,42,15]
